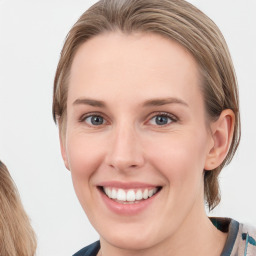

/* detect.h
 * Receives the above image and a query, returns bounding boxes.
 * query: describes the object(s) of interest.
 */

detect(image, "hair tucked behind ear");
[0,161,37,256]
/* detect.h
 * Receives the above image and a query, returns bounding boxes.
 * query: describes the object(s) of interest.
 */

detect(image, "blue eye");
[149,114,173,126]
[84,115,105,126]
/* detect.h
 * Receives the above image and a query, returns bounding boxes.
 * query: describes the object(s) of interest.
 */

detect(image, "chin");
[99,224,163,251]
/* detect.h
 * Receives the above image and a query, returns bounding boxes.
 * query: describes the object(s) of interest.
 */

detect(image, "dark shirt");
[73,240,100,256]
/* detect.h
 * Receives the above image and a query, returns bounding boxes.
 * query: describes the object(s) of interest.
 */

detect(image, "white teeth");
[117,189,126,201]
[111,189,117,199]
[148,189,154,197]
[126,190,136,202]
[135,190,143,200]
[104,187,111,198]
[143,189,149,199]
[103,187,159,202]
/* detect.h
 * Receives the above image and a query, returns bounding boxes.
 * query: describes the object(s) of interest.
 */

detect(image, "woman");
[0,161,37,256]
[52,0,256,255]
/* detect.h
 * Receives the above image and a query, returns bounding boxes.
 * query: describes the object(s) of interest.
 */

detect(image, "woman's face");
[61,32,214,250]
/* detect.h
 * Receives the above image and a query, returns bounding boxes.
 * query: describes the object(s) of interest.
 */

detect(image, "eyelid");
[146,111,178,126]
[79,112,109,126]
[78,111,178,127]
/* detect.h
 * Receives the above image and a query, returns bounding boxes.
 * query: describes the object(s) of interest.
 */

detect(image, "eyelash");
[79,111,178,127]
[79,112,108,126]
[148,112,178,126]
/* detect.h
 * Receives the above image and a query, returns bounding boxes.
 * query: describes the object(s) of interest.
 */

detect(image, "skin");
[60,32,234,256]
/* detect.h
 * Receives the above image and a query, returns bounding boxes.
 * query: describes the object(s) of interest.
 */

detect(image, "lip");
[97,181,161,215]
[98,181,159,189]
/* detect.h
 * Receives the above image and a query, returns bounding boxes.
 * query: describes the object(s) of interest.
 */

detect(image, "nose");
[105,123,145,172]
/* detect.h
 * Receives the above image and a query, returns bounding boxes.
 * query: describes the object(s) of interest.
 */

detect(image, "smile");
[98,183,162,214]
[102,187,161,204]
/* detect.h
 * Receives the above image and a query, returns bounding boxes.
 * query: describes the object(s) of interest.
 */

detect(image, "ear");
[204,109,235,170]
[59,127,70,171]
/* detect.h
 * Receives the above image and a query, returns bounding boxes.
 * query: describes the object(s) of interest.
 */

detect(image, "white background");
[0,0,255,255]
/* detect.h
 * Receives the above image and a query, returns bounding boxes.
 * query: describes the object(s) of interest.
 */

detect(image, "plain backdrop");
[0,0,255,255]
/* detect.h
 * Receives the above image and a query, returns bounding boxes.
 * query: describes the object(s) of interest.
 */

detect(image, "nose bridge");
[106,120,144,171]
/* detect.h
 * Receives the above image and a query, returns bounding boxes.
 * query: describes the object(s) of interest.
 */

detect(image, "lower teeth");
[114,199,142,204]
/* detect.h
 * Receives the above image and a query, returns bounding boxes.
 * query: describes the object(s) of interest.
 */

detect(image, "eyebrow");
[142,97,189,107]
[73,97,189,108]
[73,98,106,108]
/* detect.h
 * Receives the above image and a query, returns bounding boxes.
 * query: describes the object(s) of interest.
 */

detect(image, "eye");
[83,115,106,126]
[148,113,176,126]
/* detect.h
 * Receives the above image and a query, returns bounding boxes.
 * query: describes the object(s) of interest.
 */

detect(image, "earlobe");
[204,109,235,170]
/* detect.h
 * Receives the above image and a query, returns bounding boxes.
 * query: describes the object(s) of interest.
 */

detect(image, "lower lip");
[99,188,160,215]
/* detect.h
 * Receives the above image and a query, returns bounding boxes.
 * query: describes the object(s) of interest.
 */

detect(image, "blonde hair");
[0,161,37,256]
[52,0,240,210]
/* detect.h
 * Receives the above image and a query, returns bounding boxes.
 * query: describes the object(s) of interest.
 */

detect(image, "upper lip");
[97,181,161,189]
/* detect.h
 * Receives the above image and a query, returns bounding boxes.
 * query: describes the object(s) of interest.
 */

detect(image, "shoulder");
[235,222,256,256]
[73,241,100,256]
[210,217,256,256]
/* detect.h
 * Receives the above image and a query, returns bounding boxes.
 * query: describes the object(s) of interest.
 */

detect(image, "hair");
[52,0,240,210]
[0,161,37,256]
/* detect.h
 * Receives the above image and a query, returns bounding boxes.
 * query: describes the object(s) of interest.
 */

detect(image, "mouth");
[99,186,162,204]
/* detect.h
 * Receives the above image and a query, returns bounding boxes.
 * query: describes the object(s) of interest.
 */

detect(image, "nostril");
[107,158,142,171]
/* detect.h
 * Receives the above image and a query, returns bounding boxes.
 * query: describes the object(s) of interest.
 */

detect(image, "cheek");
[66,132,103,176]
[65,133,104,204]
[145,131,208,185]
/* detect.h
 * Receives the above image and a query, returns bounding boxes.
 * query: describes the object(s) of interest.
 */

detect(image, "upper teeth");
[103,187,158,202]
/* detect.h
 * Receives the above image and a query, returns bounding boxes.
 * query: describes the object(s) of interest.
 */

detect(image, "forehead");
[68,32,202,109]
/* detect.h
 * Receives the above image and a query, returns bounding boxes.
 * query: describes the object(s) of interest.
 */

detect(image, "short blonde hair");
[0,161,37,256]
[52,0,240,210]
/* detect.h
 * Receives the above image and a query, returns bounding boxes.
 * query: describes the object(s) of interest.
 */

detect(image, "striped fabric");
[210,217,256,256]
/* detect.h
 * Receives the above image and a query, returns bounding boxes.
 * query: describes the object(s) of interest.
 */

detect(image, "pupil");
[156,116,168,125]
[92,116,103,125]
